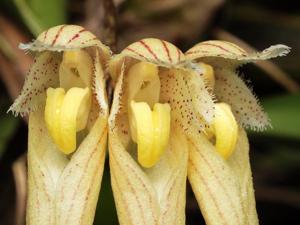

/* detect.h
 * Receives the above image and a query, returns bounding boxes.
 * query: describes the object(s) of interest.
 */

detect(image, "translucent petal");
[188,129,259,225]
[185,40,290,65]
[55,116,107,225]
[214,69,270,130]
[160,68,215,134]
[121,38,185,67]
[93,48,108,115]
[20,25,110,55]
[8,51,60,116]
[197,62,215,90]
[27,108,107,225]
[187,132,246,225]
[228,129,259,225]
[109,127,188,225]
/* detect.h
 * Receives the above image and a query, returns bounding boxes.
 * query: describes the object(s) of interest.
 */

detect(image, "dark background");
[0,0,299,224]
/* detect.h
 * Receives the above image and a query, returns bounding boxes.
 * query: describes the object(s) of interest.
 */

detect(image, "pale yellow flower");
[10,24,290,225]
[185,40,289,225]
[108,38,290,225]
[9,25,110,225]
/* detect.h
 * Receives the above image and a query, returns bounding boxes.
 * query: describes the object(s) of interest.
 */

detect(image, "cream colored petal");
[109,38,185,82]
[120,38,185,66]
[228,129,259,225]
[160,68,215,133]
[187,132,246,225]
[185,40,290,66]
[186,40,248,60]
[214,69,270,130]
[109,132,159,225]
[109,128,188,225]
[54,115,107,225]
[155,130,188,225]
[109,62,125,127]
[92,48,108,115]
[8,51,60,116]
[19,25,110,55]
[27,109,68,225]
[26,107,107,225]
[188,128,259,225]
[183,70,215,123]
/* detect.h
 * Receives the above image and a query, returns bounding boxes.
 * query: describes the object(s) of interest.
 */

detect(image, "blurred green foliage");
[28,0,67,29]
[11,0,67,36]
[262,94,300,139]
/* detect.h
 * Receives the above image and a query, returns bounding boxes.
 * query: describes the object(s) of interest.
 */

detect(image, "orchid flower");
[185,41,290,225]
[108,38,290,225]
[108,39,188,225]
[9,25,110,225]
[9,23,290,225]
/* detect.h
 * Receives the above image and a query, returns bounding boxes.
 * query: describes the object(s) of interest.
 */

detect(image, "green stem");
[0,34,16,61]
[13,0,44,37]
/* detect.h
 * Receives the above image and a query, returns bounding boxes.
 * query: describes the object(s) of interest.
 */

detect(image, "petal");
[109,128,188,225]
[26,108,108,225]
[185,40,290,66]
[214,69,270,130]
[55,115,107,225]
[93,48,108,115]
[228,129,259,225]
[184,70,215,123]
[121,38,185,66]
[109,131,160,225]
[19,25,110,55]
[8,51,60,116]
[187,132,246,225]
[160,68,215,133]
[109,38,185,82]
[27,109,68,225]
[187,128,259,225]
[109,61,125,128]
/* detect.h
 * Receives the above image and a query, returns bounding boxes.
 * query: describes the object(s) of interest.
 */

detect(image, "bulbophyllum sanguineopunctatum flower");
[108,39,190,225]
[9,25,110,225]
[108,38,289,225]
[185,41,290,225]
